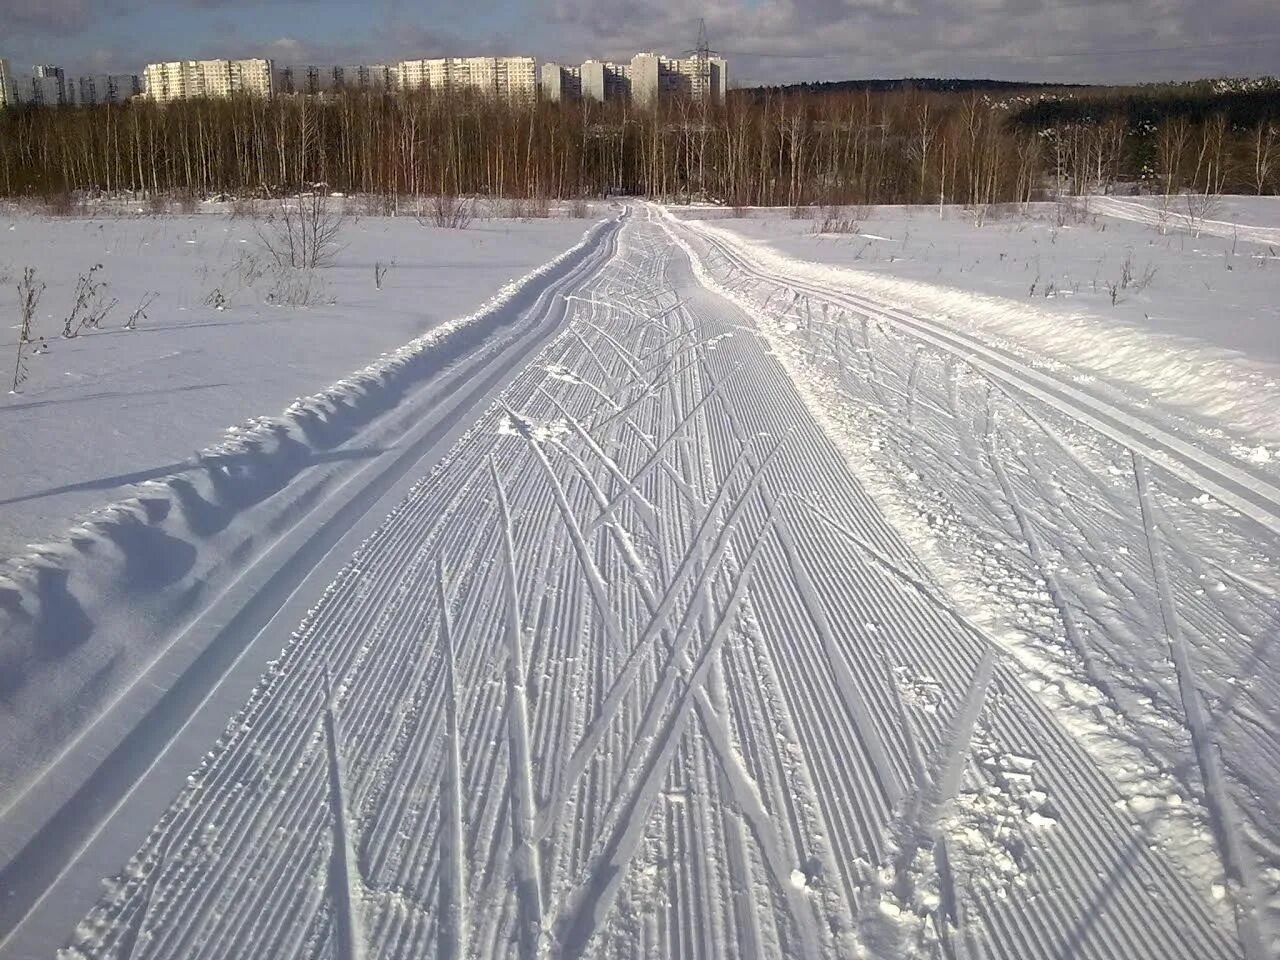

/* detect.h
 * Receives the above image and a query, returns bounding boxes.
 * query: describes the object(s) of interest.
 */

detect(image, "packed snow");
[0,203,601,558]
[1,198,1277,960]
[671,201,1280,440]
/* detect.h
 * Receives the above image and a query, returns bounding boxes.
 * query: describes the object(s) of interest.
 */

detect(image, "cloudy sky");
[3,0,1278,86]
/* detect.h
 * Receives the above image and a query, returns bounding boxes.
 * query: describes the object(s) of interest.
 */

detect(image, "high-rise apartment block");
[397,56,536,100]
[0,59,17,107]
[542,61,632,103]
[628,52,727,106]
[275,63,396,96]
[32,65,66,104]
[581,61,633,102]
[68,74,142,105]
[143,59,274,102]
[540,63,581,102]
[342,64,397,92]
[2,49,725,109]
[1,59,140,106]
[544,53,726,105]
[0,61,69,105]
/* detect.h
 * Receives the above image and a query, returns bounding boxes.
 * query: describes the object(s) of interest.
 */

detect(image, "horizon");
[2,0,1278,88]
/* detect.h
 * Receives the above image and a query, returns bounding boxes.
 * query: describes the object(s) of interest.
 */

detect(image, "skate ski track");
[1091,196,1280,246]
[1,206,1272,960]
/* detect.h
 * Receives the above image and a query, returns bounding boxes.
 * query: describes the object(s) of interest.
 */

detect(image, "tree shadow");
[0,382,228,415]
[0,445,385,510]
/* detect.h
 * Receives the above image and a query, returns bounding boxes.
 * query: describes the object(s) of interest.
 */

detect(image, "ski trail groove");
[490,457,546,960]
[322,666,365,960]
[29,210,1251,960]
[435,561,468,960]
[1132,453,1268,959]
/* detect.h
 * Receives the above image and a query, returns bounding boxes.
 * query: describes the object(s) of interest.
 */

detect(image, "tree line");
[0,81,1276,206]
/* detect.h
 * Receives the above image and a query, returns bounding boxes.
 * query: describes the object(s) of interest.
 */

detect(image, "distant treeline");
[0,80,1276,206]
[750,78,1087,97]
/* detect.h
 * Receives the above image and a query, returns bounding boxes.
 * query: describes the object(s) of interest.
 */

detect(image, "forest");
[0,78,1276,206]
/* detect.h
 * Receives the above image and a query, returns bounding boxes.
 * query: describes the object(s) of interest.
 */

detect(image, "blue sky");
[3,0,1279,86]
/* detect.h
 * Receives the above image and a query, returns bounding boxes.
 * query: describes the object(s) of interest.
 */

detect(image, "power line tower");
[682,18,720,102]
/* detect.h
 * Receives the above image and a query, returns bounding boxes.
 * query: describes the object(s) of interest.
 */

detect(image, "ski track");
[669,208,1280,957]
[1092,196,1280,247]
[9,208,1259,960]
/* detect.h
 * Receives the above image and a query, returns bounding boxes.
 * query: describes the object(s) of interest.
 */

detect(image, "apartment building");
[544,53,726,106]
[143,59,273,102]
[340,64,397,92]
[274,63,396,96]
[32,65,66,104]
[398,56,536,100]
[540,63,581,101]
[0,59,18,107]
[0,62,68,106]
[582,61,632,102]
[68,74,142,105]
[630,52,727,106]
[1,59,141,107]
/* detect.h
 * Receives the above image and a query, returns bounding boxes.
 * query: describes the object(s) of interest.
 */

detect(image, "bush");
[426,194,475,229]
[43,192,84,217]
[256,192,346,269]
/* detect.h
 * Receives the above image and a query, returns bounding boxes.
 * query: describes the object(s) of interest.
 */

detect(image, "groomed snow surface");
[0,198,1278,960]
[0,203,599,558]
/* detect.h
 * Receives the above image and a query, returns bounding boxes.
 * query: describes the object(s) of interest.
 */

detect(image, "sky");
[2,0,1278,87]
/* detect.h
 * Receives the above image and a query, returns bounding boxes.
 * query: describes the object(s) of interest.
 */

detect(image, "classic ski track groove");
[684,217,1280,539]
[16,210,1250,960]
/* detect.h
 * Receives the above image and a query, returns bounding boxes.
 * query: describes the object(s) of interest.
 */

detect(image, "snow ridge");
[691,218,1280,443]
[0,214,617,848]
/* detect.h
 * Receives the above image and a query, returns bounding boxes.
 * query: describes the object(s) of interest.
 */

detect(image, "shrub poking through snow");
[426,194,475,229]
[62,264,116,337]
[12,266,46,392]
[256,191,346,270]
[126,291,158,330]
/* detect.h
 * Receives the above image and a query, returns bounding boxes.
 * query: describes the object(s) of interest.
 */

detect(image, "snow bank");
[689,218,1280,443]
[0,213,615,800]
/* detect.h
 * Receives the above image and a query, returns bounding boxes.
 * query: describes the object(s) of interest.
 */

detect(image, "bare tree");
[1184,191,1222,238]
[1252,121,1278,195]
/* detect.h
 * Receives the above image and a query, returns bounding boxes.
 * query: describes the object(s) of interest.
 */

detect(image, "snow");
[666,200,1280,955]
[669,202,1280,441]
[1,200,1277,960]
[0,207,603,559]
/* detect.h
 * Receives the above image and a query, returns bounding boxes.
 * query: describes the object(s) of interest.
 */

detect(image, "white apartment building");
[581,61,632,102]
[0,59,19,107]
[543,53,726,106]
[629,52,727,106]
[144,59,274,102]
[540,63,581,101]
[397,56,536,100]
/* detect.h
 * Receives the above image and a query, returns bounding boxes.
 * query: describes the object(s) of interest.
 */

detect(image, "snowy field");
[0,204,600,558]
[0,198,1278,960]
